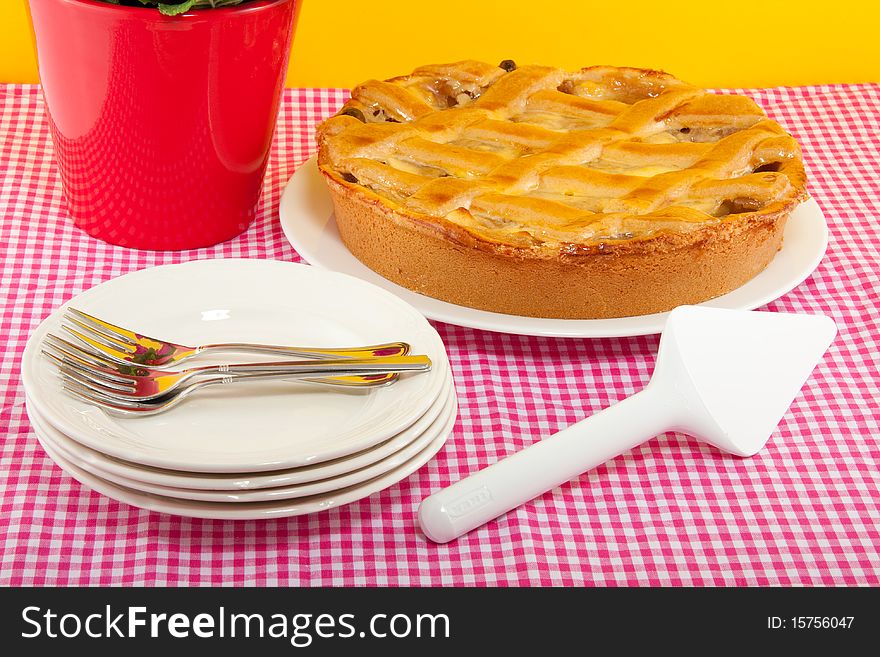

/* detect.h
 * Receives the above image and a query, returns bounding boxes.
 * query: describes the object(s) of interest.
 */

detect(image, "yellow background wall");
[2,0,879,88]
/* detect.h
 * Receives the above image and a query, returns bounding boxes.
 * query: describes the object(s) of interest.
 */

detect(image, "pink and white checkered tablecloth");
[1,83,878,586]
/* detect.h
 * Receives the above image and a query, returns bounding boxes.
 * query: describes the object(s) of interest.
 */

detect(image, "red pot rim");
[41,0,292,19]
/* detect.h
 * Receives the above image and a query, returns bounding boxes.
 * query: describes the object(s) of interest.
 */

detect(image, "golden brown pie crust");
[316,61,807,319]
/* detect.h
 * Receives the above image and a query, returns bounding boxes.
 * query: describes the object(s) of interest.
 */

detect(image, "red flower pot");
[28,0,298,250]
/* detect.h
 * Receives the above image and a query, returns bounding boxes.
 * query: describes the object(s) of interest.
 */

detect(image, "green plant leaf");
[158,1,198,15]
[96,0,251,11]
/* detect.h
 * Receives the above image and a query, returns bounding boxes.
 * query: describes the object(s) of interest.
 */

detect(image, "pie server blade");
[419,305,836,543]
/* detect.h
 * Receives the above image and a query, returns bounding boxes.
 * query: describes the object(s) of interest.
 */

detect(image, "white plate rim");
[31,387,456,503]
[25,366,455,493]
[23,369,451,491]
[280,156,829,338]
[21,259,449,472]
[32,397,456,520]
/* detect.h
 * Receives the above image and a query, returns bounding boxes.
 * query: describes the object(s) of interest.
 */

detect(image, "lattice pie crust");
[316,61,807,319]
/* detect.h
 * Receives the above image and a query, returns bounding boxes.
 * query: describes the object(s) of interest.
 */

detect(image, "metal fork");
[44,333,401,389]
[43,342,432,403]
[55,368,416,417]
[62,306,411,368]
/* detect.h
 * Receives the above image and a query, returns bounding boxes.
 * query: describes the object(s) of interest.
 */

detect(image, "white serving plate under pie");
[280,156,828,338]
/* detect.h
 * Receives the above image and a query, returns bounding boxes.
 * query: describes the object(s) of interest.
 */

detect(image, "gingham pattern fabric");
[1,84,878,586]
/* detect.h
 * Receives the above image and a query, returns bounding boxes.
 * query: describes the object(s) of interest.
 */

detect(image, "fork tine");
[66,307,139,346]
[48,356,138,395]
[60,378,163,412]
[56,370,132,399]
[60,380,119,407]
[50,331,182,375]
[58,362,136,394]
[63,314,135,352]
[44,333,137,383]
[61,324,137,364]
[42,349,127,391]
[57,373,135,402]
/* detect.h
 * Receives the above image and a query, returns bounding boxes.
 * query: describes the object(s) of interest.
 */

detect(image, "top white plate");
[280,157,828,338]
[21,259,449,473]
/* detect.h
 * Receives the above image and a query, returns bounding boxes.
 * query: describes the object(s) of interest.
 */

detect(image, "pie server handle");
[418,385,676,543]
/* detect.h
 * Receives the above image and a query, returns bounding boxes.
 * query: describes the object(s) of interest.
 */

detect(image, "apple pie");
[316,60,807,319]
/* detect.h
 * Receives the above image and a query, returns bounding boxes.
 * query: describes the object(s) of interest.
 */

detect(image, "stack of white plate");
[21,259,456,519]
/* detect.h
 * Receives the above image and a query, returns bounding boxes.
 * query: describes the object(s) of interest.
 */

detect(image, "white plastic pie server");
[419,305,836,543]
